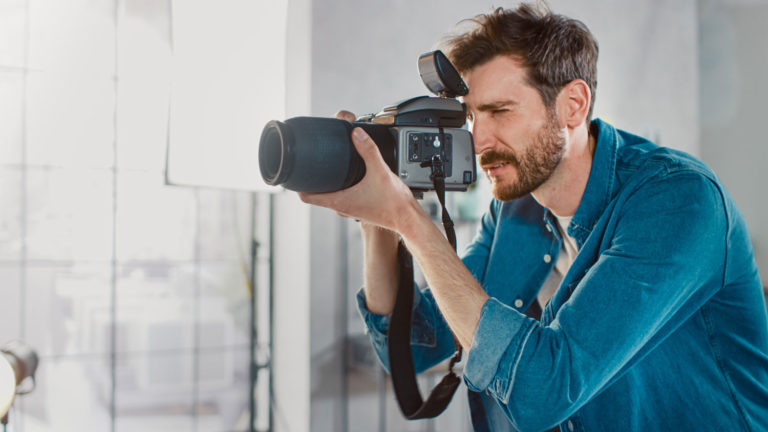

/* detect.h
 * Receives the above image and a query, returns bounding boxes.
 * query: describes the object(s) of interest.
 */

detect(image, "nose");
[471,116,495,156]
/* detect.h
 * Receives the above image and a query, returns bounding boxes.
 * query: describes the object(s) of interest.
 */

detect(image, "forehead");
[461,55,540,108]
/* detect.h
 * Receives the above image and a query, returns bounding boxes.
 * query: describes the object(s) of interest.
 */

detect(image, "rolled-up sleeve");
[356,200,500,374]
[464,298,536,392]
[356,285,457,373]
[356,287,391,348]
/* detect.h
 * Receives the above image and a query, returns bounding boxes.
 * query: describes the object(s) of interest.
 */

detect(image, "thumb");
[351,127,387,168]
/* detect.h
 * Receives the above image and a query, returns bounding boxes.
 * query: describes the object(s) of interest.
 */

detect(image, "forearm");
[361,222,400,315]
[398,201,489,351]
[298,125,488,349]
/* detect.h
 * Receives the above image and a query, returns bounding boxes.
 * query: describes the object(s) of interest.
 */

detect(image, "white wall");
[272,0,313,431]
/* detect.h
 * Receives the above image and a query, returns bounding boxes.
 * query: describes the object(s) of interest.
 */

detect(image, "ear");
[556,79,591,129]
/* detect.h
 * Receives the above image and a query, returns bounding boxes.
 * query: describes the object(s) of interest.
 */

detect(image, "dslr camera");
[258,50,476,194]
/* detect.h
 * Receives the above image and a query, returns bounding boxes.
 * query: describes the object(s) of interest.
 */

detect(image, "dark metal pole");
[248,192,259,432]
[339,218,349,432]
[268,193,276,432]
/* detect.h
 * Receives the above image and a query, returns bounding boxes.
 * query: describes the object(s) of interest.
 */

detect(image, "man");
[300,4,768,431]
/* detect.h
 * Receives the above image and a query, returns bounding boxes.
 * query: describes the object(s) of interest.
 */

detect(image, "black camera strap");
[388,144,463,420]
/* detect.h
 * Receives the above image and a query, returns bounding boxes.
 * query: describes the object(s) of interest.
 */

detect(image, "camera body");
[258,50,475,194]
[356,96,475,192]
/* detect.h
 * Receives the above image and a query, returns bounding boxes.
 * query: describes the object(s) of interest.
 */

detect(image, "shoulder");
[614,147,728,228]
[612,130,723,202]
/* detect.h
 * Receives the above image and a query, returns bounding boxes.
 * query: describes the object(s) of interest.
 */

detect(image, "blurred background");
[0,0,765,431]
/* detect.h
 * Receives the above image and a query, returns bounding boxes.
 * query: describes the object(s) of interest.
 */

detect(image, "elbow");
[491,374,580,432]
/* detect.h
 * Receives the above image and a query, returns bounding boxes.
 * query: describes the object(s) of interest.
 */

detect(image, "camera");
[258,50,476,194]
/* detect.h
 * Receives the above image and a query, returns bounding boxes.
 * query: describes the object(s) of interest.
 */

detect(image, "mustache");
[479,150,519,168]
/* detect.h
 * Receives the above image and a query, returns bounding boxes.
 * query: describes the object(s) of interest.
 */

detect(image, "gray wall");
[311,0,700,154]
[699,0,768,286]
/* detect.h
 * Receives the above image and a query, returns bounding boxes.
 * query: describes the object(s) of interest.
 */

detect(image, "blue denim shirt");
[357,119,768,431]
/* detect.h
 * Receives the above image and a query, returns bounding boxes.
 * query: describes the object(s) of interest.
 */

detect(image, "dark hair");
[445,3,599,121]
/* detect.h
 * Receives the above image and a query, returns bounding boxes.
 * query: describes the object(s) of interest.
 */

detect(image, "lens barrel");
[259,117,394,193]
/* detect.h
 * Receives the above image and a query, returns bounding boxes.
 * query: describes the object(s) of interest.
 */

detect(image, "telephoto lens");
[259,117,395,193]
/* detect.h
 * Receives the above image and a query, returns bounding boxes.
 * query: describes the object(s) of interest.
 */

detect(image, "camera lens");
[258,117,394,193]
[259,121,293,186]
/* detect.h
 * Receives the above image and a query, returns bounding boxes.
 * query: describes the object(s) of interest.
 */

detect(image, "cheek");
[498,127,533,154]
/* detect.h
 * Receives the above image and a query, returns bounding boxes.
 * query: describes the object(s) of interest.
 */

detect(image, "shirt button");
[543,254,552,263]
[567,420,575,431]
[514,299,524,308]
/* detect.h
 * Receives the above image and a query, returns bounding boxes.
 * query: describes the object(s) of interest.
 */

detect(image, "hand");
[298,111,424,234]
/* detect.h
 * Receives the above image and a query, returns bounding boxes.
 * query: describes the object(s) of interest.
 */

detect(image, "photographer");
[300,4,768,431]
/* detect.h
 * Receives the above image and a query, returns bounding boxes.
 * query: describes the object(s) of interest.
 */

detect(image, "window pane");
[197,190,252,261]
[0,168,22,259]
[19,355,112,432]
[27,0,115,76]
[26,168,113,261]
[0,0,26,68]
[0,265,21,344]
[24,264,112,357]
[115,263,195,354]
[0,71,23,165]
[196,348,249,432]
[115,352,194,432]
[116,171,196,262]
[199,262,250,349]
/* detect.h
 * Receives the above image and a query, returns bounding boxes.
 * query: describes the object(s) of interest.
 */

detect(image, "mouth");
[483,162,509,176]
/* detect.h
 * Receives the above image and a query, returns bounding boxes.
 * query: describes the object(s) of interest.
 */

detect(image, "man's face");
[463,55,566,201]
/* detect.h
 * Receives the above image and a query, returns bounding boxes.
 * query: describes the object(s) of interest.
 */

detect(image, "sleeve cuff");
[463,297,535,393]
[356,285,437,348]
[356,287,391,347]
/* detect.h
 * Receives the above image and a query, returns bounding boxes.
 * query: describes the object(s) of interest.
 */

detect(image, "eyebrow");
[475,99,518,112]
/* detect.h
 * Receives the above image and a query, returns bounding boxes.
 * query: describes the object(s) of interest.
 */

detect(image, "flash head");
[418,50,469,98]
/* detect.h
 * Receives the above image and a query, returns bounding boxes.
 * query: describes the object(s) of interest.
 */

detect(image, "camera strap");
[388,145,463,420]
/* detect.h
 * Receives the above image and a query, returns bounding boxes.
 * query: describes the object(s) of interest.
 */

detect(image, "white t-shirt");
[537,215,579,309]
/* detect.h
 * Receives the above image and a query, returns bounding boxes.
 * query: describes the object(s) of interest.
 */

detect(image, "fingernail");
[353,128,366,140]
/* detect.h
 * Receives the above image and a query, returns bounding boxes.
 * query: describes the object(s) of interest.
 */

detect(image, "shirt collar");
[563,118,619,245]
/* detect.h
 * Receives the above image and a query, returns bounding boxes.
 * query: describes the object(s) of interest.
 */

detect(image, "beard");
[479,112,565,201]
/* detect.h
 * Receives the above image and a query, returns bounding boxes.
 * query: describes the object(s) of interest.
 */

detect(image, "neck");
[531,123,595,217]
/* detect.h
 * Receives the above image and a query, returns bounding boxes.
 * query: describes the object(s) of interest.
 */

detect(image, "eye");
[491,109,508,115]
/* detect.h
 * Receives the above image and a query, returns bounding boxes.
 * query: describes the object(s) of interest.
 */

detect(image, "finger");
[335,110,356,122]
